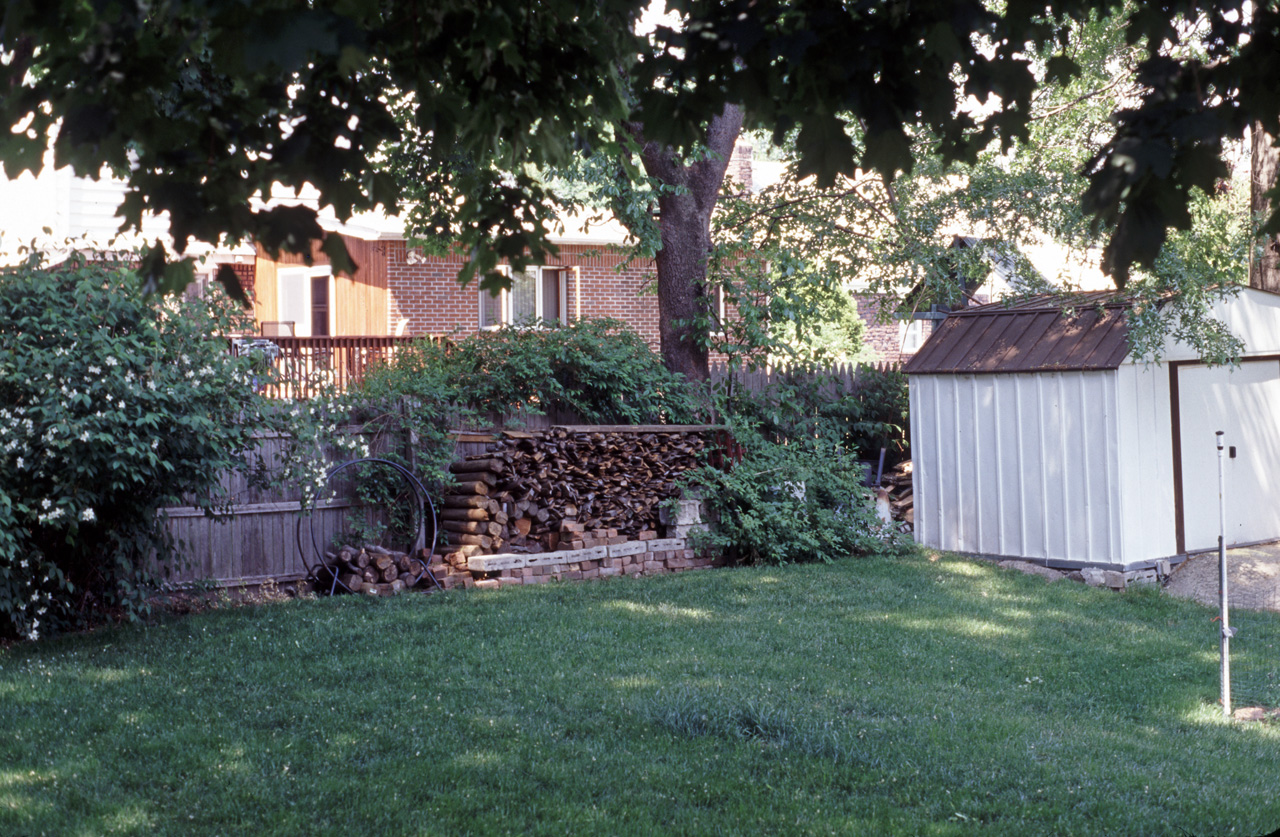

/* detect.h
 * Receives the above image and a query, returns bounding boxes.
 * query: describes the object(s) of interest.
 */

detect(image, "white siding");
[1177,360,1280,550]
[1114,363,1177,563]
[910,371,1124,565]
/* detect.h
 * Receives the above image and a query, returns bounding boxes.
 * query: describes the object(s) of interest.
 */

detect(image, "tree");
[625,105,744,381]
[5,1,1280,363]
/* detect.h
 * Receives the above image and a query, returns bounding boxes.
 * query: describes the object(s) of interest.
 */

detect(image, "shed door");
[1178,360,1280,551]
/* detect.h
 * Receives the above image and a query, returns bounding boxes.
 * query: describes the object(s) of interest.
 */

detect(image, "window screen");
[509,268,538,326]
[541,268,563,324]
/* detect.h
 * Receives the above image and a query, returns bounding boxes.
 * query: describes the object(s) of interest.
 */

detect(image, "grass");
[2,552,1279,836]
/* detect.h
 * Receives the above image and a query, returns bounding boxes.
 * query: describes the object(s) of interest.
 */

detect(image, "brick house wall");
[853,293,933,364]
[385,241,662,342]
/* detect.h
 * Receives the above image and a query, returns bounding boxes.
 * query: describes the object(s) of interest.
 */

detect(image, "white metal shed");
[903,287,1280,570]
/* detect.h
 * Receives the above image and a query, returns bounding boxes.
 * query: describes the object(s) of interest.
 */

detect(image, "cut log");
[449,458,504,474]
[443,520,490,535]
[442,494,489,509]
[451,480,491,496]
[441,507,490,522]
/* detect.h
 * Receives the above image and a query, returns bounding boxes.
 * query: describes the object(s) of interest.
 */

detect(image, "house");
[250,214,665,342]
[904,287,1280,574]
[857,236,1054,363]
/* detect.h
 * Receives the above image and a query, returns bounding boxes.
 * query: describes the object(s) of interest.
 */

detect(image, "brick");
[474,578,501,590]
[583,568,601,579]
[623,564,643,576]
[608,541,648,559]
[643,560,664,572]
[636,530,657,541]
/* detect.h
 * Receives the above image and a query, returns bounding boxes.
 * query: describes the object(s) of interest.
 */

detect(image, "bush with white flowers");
[0,251,297,639]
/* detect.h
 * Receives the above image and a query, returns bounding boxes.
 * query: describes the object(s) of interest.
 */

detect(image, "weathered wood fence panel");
[709,360,901,397]
[158,431,381,586]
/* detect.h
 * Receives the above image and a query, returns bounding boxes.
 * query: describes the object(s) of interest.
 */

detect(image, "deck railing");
[232,335,449,400]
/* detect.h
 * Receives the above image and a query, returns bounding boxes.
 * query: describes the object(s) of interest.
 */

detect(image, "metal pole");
[1216,430,1231,718]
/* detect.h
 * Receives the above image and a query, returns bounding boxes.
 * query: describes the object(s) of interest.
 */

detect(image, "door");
[1178,359,1280,551]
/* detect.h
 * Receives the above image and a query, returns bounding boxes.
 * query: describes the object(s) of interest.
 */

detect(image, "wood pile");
[883,460,913,527]
[317,543,428,596]
[440,427,708,557]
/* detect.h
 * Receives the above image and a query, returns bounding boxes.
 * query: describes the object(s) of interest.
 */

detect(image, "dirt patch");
[1162,544,1280,612]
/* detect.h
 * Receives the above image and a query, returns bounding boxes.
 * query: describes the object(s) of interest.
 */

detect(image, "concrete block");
[660,499,704,527]
[526,551,571,568]
[564,546,608,563]
[608,541,648,559]
[673,523,709,539]
[1081,568,1107,588]
[646,538,686,553]
[467,553,528,573]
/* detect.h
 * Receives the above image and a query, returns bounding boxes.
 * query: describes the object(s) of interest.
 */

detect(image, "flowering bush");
[0,251,292,639]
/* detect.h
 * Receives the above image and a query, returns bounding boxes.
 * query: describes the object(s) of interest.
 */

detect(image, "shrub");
[363,318,700,426]
[717,364,910,466]
[0,252,287,639]
[681,424,912,566]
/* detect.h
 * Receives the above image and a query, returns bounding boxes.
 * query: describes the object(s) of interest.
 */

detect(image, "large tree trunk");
[1251,123,1280,291]
[628,105,743,382]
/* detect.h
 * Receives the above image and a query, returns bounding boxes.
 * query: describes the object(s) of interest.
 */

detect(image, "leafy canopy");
[2,1,1277,292]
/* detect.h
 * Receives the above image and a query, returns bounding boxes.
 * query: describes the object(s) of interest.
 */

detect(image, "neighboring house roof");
[902,235,1046,317]
[902,291,1134,374]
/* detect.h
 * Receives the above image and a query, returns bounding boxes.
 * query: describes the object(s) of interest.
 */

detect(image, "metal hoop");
[295,457,441,595]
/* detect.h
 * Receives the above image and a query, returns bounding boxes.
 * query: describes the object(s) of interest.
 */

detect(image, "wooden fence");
[158,430,417,587]
[709,360,902,396]
[233,335,449,400]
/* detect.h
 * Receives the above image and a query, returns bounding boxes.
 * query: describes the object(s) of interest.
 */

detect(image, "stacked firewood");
[441,427,707,556]
[884,460,914,527]
[318,544,426,595]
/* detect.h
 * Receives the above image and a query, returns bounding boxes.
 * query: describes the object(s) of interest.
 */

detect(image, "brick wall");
[853,293,934,363]
[386,241,663,344]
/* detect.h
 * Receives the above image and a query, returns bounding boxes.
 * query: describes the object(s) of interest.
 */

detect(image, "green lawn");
[2,552,1278,836]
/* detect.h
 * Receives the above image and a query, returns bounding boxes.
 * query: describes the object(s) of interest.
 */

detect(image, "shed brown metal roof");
[902,292,1134,374]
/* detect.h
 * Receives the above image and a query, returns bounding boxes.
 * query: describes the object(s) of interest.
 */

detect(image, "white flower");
[104,356,119,367]
[41,498,51,510]
[15,457,23,469]
[87,365,101,375]
[80,508,96,523]
[79,431,91,442]
[19,559,27,568]
[117,400,125,409]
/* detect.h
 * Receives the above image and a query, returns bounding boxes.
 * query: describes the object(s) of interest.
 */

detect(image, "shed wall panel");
[910,371,1123,565]
[1114,364,1177,563]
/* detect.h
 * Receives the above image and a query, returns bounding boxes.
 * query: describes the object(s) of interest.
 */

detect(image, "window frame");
[277,265,334,337]
[479,265,568,330]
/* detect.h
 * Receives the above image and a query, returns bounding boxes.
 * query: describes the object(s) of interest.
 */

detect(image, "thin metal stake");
[1216,430,1231,718]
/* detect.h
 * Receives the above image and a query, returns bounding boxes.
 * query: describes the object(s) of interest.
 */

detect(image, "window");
[898,319,925,353]
[480,266,568,328]
[278,266,333,337]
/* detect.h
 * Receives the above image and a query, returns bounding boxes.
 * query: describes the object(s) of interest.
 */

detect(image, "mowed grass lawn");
[2,552,1279,836]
